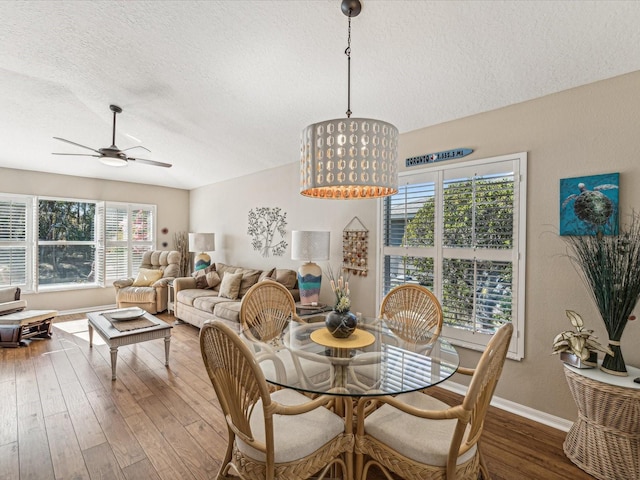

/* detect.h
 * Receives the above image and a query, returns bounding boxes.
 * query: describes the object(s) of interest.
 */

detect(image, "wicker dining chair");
[239,280,308,384]
[355,322,513,480]
[379,284,443,343]
[241,280,303,342]
[200,320,354,480]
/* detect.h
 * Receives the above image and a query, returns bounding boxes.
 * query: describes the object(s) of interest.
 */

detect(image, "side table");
[563,363,640,480]
[167,281,175,315]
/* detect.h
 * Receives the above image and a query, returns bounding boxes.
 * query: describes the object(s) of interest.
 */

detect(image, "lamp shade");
[300,118,398,200]
[291,231,330,262]
[188,233,215,253]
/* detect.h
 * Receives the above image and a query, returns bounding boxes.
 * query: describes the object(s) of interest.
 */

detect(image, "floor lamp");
[291,231,330,305]
[189,233,215,272]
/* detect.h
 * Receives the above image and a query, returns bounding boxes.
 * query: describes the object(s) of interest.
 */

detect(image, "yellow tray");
[310,327,375,349]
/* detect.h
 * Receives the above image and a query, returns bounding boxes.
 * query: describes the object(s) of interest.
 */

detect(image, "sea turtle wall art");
[560,172,619,236]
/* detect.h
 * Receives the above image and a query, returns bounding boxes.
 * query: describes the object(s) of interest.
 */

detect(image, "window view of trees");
[0,195,157,291]
[38,200,96,286]
[384,171,516,337]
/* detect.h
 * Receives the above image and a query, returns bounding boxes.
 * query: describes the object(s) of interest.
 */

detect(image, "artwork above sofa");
[173,262,299,329]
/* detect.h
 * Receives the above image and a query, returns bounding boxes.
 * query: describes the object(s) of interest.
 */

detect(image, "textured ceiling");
[1,1,640,190]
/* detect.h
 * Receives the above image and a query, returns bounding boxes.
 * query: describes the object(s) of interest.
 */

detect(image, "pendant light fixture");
[300,0,398,199]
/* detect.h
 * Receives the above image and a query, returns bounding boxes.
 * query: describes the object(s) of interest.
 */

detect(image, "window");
[0,195,33,289]
[104,203,156,282]
[38,198,97,289]
[0,195,156,292]
[379,153,526,359]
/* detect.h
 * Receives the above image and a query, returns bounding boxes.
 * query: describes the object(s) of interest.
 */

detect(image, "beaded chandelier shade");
[300,0,398,200]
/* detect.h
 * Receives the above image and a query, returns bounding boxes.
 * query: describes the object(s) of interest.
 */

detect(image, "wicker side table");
[563,364,640,480]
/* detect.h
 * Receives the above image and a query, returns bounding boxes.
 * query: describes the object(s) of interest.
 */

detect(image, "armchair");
[113,250,180,314]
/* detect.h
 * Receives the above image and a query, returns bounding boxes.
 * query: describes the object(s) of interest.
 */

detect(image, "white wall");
[190,71,640,421]
[0,168,190,312]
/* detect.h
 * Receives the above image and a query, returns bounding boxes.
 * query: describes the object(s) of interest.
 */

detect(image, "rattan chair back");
[200,320,274,458]
[200,320,354,480]
[455,322,513,471]
[240,280,299,342]
[355,322,513,480]
[379,284,443,343]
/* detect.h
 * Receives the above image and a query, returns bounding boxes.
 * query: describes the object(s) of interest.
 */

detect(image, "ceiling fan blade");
[53,137,101,154]
[52,153,101,157]
[128,157,172,168]
[121,145,151,153]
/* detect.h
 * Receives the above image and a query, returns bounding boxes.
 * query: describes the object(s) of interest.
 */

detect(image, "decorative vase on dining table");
[325,310,358,338]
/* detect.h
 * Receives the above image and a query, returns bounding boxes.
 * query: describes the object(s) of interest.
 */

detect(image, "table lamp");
[189,233,215,271]
[291,230,330,305]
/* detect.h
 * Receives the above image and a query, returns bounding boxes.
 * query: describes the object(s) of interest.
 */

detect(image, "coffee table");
[87,309,172,380]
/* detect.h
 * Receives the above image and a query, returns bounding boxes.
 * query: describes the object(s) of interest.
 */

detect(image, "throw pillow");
[192,263,216,278]
[132,268,164,287]
[218,272,243,300]
[238,269,262,297]
[274,269,297,289]
[195,271,221,289]
[258,267,276,282]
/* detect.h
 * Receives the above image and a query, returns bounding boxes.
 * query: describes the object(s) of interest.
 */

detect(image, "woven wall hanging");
[343,216,368,277]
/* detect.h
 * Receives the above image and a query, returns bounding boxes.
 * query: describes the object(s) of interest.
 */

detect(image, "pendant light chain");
[345,11,352,118]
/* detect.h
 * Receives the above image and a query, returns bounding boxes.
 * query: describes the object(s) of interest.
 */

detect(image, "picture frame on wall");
[560,172,619,236]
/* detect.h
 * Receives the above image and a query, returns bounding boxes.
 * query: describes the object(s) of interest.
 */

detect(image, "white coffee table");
[87,309,172,380]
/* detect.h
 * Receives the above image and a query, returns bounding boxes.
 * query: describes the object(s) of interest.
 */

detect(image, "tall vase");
[325,310,358,338]
[600,322,628,376]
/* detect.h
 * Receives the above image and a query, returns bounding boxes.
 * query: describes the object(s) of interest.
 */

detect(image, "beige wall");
[0,168,189,312]
[190,71,640,421]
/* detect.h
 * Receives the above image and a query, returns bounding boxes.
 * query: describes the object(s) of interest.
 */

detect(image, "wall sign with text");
[406,148,473,168]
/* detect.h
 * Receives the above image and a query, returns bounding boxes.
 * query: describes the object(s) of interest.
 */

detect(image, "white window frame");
[36,196,99,292]
[0,194,34,291]
[103,202,156,284]
[377,152,527,359]
[0,194,157,292]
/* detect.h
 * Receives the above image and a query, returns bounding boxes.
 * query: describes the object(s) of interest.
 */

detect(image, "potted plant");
[552,310,613,368]
[325,266,357,338]
[564,211,640,375]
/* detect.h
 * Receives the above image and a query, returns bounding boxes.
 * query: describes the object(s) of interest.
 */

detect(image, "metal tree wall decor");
[247,207,288,257]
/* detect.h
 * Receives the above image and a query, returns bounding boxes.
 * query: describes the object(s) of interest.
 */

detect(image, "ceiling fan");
[53,104,172,168]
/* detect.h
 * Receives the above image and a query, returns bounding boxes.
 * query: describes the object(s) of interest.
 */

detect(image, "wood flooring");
[0,312,595,480]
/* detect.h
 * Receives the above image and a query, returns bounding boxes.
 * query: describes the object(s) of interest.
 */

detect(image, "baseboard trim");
[439,381,574,432]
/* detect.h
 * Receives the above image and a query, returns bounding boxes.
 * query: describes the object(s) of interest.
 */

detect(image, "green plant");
[552,310,613,360]
[564,211,640,374]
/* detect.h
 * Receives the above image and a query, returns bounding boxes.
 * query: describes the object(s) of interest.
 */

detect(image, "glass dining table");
[242,316,459,398]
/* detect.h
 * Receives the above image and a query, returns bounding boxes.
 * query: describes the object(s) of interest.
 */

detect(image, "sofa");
[113,250,181,314]
[173,262,299,329]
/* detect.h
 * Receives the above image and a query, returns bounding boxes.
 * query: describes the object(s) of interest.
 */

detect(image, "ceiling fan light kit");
[299,0,398,200]
[52,104,172,169]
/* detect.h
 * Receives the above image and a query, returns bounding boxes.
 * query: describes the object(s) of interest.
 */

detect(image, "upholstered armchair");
[113,250,180,314]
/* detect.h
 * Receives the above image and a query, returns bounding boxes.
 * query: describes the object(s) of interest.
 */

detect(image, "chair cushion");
[219,272,243,300]
[132,268,164,287]
[237,388,345,463]
[116,286,156,303]
[364,391,477,467]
